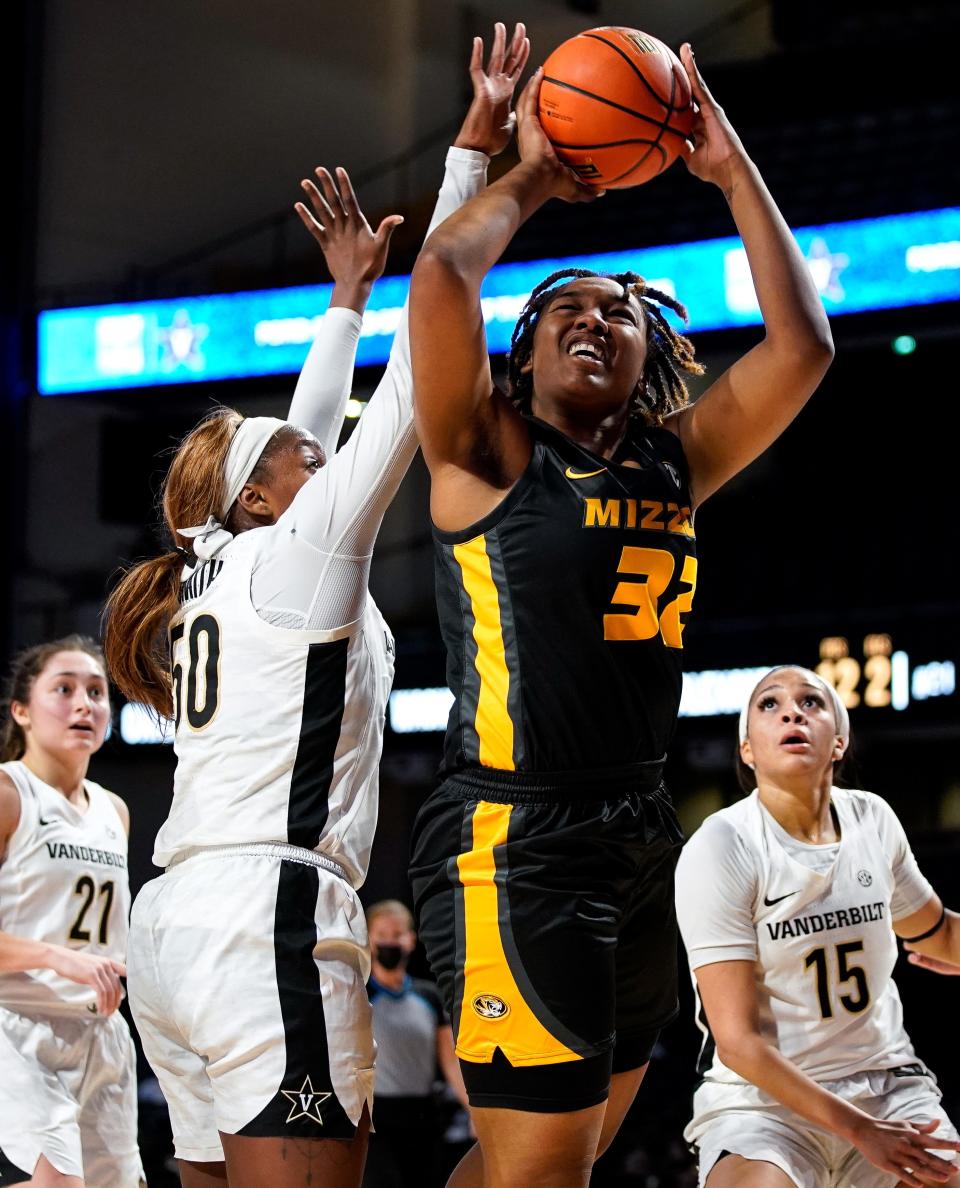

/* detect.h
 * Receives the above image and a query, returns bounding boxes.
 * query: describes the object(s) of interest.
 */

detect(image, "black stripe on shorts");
[237,861,355,1139]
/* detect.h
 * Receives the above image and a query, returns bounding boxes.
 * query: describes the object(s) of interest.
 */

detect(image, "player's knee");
[490,1150,594,1188]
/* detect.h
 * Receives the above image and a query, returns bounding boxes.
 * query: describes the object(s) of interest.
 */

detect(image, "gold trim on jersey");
[455,802,582,1065]
[453,537,515,770]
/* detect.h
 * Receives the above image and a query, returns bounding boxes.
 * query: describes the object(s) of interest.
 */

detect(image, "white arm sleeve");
[869,794,935,920]
[287,306,362,463]
[675,815,761,969]
[250,147,490,629]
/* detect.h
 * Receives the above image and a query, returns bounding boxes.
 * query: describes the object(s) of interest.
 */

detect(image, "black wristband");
[900,906,946,944]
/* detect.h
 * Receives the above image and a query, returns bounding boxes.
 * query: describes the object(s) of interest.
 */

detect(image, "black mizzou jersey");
[434,416,697,775]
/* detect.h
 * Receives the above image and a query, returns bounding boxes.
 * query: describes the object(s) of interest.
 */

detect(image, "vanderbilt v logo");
[280,1075,331,1124]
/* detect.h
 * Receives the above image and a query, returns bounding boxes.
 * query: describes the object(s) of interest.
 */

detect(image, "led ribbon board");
[39,207,960,395]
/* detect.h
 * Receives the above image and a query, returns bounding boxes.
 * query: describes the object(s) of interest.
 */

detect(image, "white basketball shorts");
[127,844,375,1163]
[0,1005,144,1186]
[687,1065,958,1188]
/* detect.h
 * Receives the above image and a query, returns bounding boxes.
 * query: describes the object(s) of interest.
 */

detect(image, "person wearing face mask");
[363,901,468,1188]
[675,665,960,1188]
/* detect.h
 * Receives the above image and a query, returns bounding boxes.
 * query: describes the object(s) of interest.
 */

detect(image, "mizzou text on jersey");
[433,416,697,776]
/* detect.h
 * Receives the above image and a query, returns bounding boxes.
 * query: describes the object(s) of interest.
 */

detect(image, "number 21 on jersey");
[171,614,222,731]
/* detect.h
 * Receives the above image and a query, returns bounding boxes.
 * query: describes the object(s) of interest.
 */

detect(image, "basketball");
[538,27,694,189]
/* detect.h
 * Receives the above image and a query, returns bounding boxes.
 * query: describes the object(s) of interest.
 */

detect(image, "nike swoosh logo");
[86,1003,98,1014]
[38,816,53,826]
[564,466,607,480]
[763,891,800,907]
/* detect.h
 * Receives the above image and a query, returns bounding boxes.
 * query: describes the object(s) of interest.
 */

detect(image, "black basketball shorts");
[409,761,683,1113]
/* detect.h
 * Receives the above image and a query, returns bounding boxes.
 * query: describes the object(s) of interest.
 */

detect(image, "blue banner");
[38,206,960,395]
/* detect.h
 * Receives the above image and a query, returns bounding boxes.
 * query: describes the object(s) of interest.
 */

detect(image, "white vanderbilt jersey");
[0,761,130,1016]
[152,146,489,889]
[153,529,394,886]
[675,787,934,1084]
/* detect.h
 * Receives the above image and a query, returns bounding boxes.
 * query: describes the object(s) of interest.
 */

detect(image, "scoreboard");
[384,615,957,737]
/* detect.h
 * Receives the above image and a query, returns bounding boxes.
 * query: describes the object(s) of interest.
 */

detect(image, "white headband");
[738,666,850,746]
[177,416,289,561]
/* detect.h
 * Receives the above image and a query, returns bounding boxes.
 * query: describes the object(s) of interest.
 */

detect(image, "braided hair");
[506,268,704,426]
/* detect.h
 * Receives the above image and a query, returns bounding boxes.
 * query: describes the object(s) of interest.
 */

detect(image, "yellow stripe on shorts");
[453,537,515,770]
[455,802,581,1066]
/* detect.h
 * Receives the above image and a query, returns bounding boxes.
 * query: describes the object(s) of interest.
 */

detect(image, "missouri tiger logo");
[472,993,510,1020]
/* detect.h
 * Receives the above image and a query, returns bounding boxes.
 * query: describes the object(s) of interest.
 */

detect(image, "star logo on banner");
[158,308,209,372]
[280,1075,331,1125]
[806,237,850,303]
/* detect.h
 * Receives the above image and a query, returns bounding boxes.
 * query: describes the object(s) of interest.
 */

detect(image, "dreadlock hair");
[506,268,704,426]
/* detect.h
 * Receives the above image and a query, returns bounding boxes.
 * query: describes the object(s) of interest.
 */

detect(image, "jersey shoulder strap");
[0,761,39,853]
[82,779,127,836]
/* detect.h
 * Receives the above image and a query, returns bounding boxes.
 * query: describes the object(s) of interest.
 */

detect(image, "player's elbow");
[806,322,836,371]
[778,316,835,371]
[764,323,835,396]
[415,226,467,280]
[413,221,486,292]
[411,242,477,316]
[714,1031,766,1078]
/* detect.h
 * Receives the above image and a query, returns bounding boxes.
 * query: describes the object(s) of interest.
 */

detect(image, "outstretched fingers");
[504,22,529,82]
[295,165,363,246]
[468,34,484,78]
[680,42,712,108]
[487,20,507,76]
[373,214,405,251]
[334,166,363,224]
[314,165,348,222]
[297,177,332,226]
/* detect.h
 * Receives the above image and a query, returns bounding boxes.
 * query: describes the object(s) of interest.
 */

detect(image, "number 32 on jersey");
[170,614,222,731]
[603,547,698,648]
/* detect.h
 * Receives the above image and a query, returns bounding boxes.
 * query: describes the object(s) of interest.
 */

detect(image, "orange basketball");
[538,27,694,189]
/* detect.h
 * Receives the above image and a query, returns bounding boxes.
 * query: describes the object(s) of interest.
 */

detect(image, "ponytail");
[103,407,242,718]
[103,551,184,719]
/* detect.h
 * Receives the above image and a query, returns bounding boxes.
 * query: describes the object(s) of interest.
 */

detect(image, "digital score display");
[38,205,960,395]
[383,624,957,736]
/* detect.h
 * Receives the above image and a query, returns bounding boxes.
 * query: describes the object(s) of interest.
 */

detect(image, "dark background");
[4,1,959,1183]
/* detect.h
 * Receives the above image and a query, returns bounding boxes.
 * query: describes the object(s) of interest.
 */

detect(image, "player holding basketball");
[676,665,960,1188]
[407,33,834,1188]
[103,26,528,1188]
[0,636,143,1187]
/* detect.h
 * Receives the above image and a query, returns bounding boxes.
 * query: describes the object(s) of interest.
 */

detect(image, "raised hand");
[46,945,126,1016]
[678,43,749,194]
[455,21,530,157]
[295,166,403,308]
[515,68,599,204]
[848,1114,960,1187]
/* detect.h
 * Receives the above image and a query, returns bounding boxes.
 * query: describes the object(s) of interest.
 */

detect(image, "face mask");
[375,944,405,971]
